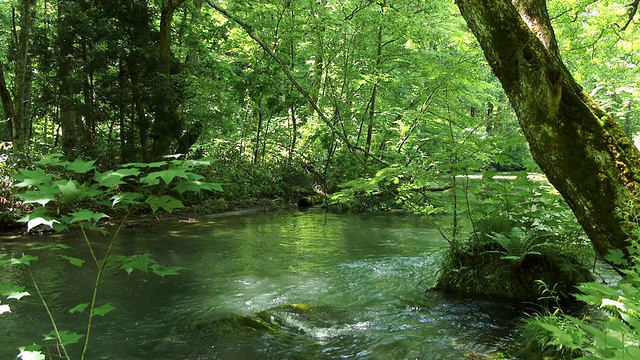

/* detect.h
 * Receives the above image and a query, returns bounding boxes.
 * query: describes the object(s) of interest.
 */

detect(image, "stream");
[0,210,525,359]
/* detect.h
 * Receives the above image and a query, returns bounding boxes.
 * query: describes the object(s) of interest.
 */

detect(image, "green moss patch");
[435,241,594,301]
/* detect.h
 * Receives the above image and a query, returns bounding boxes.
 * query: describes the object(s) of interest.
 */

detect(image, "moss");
[434,241,593,301]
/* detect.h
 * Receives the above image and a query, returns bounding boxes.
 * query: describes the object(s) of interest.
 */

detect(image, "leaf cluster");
[2,155,221,359]
[13,154,223,232]
[526,242,640,359]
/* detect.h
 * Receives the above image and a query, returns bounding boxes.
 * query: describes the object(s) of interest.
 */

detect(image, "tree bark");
[0,62,14,141]
[454,0,640,257]
[151,0,187,159]
[58,0,81,158]
[11,0,37,151]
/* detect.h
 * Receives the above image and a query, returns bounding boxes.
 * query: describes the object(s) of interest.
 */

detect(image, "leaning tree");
[454,0,640,258]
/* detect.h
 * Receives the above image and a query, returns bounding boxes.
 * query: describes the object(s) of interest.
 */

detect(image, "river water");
[0,210,524,359]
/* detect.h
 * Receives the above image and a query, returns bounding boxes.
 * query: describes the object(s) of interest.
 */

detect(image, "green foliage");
[483,227,547,263]
[464,173,591,264]
[329,165,444,214]
[435,173,595,300]
[526,241,640,359]
[12,154,223,231]
[1,155,221,359]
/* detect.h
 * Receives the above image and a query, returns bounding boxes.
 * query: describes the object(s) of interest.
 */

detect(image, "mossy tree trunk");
[3,0,37,149]
[454,0,640,258]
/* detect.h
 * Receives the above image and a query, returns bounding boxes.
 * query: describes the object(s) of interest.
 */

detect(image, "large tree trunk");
[10,0,37,151]
[57,0,81,158]
[454,0,640,257]
[150,0,186,160]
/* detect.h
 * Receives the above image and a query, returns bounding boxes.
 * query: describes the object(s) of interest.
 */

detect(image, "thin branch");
[81,214,128,360]
[29,268,71,360]
[620,0,639,31]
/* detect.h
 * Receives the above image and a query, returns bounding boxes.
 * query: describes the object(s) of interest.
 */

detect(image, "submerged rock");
[185,303,368,342]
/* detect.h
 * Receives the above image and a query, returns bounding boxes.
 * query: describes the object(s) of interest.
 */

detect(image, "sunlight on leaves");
[173,181,224,193]
[8,291,30,300]
[111,192,143,206]
[25,217,60,232]
[14,191,55,206]
[601,298,627,312]
[0,282,28,297]
[17,346,45,360]
[0,304,10,314]
[13,168,51,188]
[10,255,39,266]
[94,168,141,187]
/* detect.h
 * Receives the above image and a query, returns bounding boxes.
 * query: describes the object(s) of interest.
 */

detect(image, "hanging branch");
[620,0,639,31]
[205,0,389,167]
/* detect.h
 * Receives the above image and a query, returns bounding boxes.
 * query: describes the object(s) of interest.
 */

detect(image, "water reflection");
[1,210,522,359]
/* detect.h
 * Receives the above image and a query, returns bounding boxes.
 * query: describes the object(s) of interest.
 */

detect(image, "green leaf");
[112,254,158,274]
[91,304,116,317]
[172,181,224,194]
[151,264,183,277]
[13,168,51,188]
[30,244,74,251]
[141,168,189,185]
[0,282,28,297]
[33,153,65,165]
[111,192,144,206]
[52,222,69,232]
[43,330,85,345]
[56,180,84,202]
[14,191,56,206]
[69,303,89,313]
[605,249,627,266]
[69,209,109,223]
[180,157,216,167]
[94,168,142,187]
[122,161,167,168]
[145,195,184,213]
[11,255,39,266]
[65,158,96,173]
[60,255,85,267]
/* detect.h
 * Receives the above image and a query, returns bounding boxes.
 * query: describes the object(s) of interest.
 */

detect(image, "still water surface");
[1,210,523,359]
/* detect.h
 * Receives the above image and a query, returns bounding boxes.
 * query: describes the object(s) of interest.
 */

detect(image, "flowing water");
[0,210,525,359]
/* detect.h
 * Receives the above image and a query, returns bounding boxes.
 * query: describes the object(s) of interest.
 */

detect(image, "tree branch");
[620,0,639,31]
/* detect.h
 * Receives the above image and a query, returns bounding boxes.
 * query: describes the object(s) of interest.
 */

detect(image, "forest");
[1,0,640,359]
